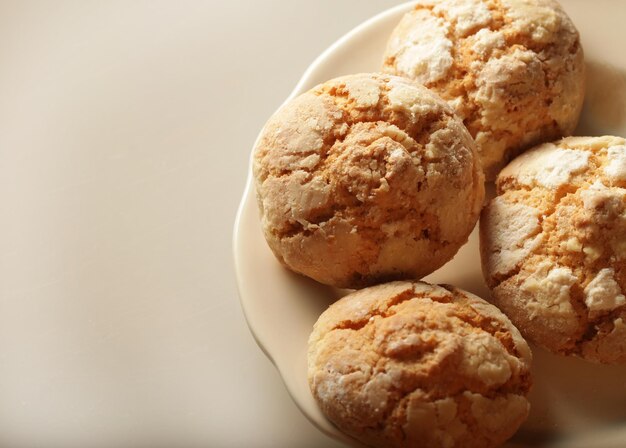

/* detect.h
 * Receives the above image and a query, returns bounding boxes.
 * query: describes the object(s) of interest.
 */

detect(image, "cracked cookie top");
[481,136,626,363]
[253,73,484,288]
[307,281,532,448]
[382,0,585,180]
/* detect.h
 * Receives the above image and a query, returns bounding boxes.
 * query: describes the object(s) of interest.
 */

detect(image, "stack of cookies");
[251,1,624,447]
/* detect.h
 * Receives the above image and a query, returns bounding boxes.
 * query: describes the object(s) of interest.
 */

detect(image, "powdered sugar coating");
[434,0,492,37]
[605,145,626,182]
[503,146,590,189]
[584,269,626,314]
[387,10,454,84]
[470,28,506,56]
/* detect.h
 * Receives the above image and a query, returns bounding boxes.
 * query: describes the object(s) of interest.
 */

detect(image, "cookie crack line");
[274,204,346,240]
[443,286,523,358]
[330,287,424,333]
[573,307,626,350]
[488,183,584,291]
[485,218,543,290]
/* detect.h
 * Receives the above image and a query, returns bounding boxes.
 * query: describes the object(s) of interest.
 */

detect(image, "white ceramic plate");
[234,1,626,446]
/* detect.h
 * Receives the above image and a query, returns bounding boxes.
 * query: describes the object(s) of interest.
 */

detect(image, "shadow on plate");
[576,61,626,136]
[510,344,626,446]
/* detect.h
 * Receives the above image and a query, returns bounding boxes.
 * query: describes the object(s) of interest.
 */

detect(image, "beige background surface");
[0,1,400,447]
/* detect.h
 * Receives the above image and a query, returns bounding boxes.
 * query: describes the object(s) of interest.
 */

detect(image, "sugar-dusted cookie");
[308,281,532,448]
[481,136,626,363]
[383,0,585,180]
[253,73,484,288]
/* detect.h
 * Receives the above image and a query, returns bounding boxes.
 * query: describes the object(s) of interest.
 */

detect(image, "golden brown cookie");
[253,73,484,288]
[481,136,626,363]
[382,0,585,180]
[308,281,532,448]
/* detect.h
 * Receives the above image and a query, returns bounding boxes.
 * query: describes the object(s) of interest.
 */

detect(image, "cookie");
[307,281,532,448]
[253,73,484,288]
[382,0,585,180]
[481,136,626,363]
